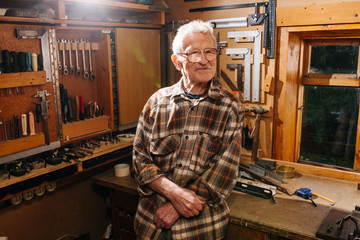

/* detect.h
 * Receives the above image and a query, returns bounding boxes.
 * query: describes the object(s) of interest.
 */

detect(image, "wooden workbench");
[93,169,360,240]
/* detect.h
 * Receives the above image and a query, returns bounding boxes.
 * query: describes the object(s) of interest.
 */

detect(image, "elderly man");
[133,20,244,240]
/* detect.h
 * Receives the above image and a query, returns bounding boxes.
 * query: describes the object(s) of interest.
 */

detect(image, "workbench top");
[93,169,360,240]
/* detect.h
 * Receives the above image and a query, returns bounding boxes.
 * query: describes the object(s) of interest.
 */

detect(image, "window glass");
[300,86,360,168]
[310,45,359,74]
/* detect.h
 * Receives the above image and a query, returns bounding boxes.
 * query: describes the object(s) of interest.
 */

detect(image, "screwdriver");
[35,104,41,134]
[10,51,19,95]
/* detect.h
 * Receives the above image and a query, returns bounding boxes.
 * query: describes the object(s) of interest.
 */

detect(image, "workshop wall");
[164,0,360,162]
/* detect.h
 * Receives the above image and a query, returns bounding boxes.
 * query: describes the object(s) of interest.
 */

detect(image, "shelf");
[0,71,46,89]
[0,133,45,158]
[62,115,111,141]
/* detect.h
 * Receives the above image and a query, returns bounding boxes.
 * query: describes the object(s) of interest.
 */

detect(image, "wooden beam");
[277,2,360,27]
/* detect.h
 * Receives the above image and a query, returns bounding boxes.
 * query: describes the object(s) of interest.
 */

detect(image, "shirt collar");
[172,77,221,102]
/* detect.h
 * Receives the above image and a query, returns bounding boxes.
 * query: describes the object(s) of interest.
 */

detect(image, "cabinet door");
[115,28,161,126]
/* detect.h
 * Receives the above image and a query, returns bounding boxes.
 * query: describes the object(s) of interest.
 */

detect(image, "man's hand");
[149,177,205,218]
[168,187,205,218]
[153,202,180,229]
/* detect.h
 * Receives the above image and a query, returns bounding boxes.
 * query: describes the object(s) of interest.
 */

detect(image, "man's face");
[177,32,217,84]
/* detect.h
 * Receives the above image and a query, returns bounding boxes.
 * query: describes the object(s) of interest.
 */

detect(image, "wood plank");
[303,77,360,87]
[277,2,360,27]
[62,116,110,140]
[0,133,45,157]
[0,71,46,89]
[115,28,161,125]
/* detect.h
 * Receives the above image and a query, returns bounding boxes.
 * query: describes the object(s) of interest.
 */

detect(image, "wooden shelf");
[62,115,111,141]
[0,71,46,89]
[0,133,45,158]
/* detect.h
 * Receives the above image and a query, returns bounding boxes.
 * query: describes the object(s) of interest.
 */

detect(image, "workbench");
[92,169,360,240]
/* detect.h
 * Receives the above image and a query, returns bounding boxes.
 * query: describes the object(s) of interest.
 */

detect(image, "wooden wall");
[164,0,360,162]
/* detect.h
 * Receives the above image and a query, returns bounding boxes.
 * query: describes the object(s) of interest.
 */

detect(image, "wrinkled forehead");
[182,32,217,52]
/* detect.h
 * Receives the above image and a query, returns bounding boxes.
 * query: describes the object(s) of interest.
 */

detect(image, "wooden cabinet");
[115,28,161,126]
[112,189,139,240]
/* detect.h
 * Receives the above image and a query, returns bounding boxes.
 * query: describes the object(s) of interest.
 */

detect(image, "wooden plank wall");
[164,0,360,162]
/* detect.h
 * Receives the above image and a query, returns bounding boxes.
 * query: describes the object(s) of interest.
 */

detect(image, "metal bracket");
[225,48,251,101]
[16,29,52,83]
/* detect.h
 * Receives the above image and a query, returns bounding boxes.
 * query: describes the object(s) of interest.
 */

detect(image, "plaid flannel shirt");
[133,78,244,240]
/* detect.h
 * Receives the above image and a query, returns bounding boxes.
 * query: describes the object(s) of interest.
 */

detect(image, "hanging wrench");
[68,39,74,74]
[74,39,81,76]
[57,39,62,71]
[88,40,95,81]
[62,39,69,75]
[81,39,89,79]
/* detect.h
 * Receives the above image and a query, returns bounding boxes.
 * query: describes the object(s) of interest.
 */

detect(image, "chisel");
[31,53,38,72]
[18,52,26,72]
[29,111,35,136]
[2,117,7,141]
[21,114,27,136]
[9,120,14,140]
[25,52,32,72]
[35,104,41,133]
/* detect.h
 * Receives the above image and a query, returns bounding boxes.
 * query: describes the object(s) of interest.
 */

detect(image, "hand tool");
[234,178,276,203]
[25,52,32,72]
[9,120,14,140]
[228,31,262,102]
[67,98,73,121]
[18,52,26,72]
[2,117,7,141]
[2,50,10,73]
[10,51,19,73]
[79,95,84,120]
[14,115,20,139]
[35,104,41,133]
[81,39,89,79]
[190,2,268,12]
[226,48,251,101]
[220,70,238,92]
[67,40,74,74]
[248,3,266,25]
[31,53,38,71]
[21,113,27,136]
[38,54,43,71]
[88,41,95,81]
[87,101,92,118]
[74,39,81,76]
[57,39,62,71]
[239,163,292,196]
[250,107,269,162]
[295,188,317,207]
[34,90,51,145]
[209,17,247,29]
[312,192,336,206]
[226,64,242,91]
[74,96,80,121]
[61,39,68,75]
[29,111,35,136]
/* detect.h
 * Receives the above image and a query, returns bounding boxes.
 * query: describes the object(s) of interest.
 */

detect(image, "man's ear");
[171,54,182,71]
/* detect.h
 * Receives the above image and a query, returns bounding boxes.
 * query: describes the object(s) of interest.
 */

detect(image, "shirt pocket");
[150,134,181,172]
[191,132,222,174]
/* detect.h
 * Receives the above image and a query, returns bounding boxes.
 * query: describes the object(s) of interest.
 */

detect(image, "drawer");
[113,190,139,214]
[115,208,135,232]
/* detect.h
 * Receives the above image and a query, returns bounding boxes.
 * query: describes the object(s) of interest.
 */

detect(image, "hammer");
[226,64,242,91]
[250,107,269,162]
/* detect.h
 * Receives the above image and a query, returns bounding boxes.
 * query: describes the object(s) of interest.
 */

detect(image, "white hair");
[172,20,216,55]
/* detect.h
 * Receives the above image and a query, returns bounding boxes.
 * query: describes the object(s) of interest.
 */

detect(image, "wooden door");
[115,28,161,126]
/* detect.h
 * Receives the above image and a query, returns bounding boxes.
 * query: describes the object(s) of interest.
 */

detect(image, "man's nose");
[198,53,208,64]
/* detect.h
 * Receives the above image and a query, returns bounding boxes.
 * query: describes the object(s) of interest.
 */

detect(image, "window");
[299,40,360,169]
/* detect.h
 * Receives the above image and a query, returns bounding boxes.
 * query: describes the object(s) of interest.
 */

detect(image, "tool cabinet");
[0,0,166,206]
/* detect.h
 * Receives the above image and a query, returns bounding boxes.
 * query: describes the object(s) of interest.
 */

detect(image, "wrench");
[88,40,95,81]
[81,39,89,79]
[74,39,81,76]
[68,39,74,74]
[57,39,62,70]
[62,39,68,75]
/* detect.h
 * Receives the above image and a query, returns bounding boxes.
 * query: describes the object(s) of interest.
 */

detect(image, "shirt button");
[178,163,183,167]
[185,136,189,140]
[208,147,213,151]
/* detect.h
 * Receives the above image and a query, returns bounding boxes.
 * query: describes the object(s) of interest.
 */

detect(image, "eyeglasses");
[179,48,218,63]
